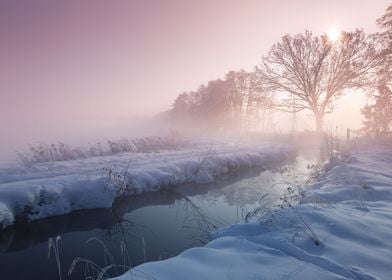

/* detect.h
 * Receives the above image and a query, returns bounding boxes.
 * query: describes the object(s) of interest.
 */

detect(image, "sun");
[327,27,341,42]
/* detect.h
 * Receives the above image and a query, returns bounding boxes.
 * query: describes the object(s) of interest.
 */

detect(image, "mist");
[0,0,389,163]
[1,1,392,280]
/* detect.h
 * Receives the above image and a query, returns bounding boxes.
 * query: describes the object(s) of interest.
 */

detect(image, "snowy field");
[112,142,392,280]
[0,142,293,229]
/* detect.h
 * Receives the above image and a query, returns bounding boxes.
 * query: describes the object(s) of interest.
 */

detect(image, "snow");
[112,142,392,280]
[0,142,293,229]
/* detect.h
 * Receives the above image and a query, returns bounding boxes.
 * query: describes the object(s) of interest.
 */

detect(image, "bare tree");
[376,4,392,87]
[243,71,275,132]
[225,70,275,132]
[225,70,248,130]
[257,30,383,133]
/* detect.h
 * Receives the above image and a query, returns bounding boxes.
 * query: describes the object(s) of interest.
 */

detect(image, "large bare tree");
[257,30,383,133]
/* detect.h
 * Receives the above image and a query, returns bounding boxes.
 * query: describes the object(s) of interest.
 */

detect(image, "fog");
[0,0,389,162]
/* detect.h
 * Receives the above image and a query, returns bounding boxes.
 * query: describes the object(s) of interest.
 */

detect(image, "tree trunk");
[315,112,324,134]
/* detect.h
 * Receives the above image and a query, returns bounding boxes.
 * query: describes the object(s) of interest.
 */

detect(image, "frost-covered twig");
[17,135,190,166]
[68,237,156,280]
[48,236,62,280]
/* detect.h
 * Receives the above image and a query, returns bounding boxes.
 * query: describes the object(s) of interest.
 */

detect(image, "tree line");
[165,5,392,135]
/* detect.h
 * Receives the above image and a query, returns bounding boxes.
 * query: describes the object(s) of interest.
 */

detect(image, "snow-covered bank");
[0,143,293,229]
[113,143,392,280]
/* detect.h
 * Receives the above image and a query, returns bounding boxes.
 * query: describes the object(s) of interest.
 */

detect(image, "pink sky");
[0,0,390,159]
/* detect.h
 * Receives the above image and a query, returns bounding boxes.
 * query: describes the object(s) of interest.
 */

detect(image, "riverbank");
[0,142,294,229]
[113,141,392,280]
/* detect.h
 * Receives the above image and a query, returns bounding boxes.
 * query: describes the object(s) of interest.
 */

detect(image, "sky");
[0,0,390,160]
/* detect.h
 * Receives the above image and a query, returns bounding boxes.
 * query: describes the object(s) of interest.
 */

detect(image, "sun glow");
[327,27,341,42]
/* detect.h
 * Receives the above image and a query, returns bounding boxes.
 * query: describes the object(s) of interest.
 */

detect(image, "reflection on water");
[0,153,319,280]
